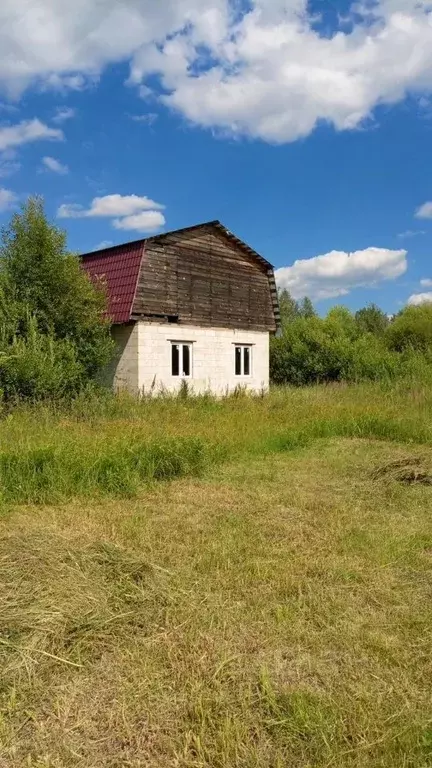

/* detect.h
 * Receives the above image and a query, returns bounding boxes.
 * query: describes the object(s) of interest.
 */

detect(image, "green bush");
[271,291,432,386]
[270,313,388,385]
[0,197,113,402]
[386,303,432,353]
[0,316,83,402]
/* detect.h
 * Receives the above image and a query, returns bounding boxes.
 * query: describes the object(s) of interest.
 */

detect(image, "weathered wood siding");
[132,226,276,332]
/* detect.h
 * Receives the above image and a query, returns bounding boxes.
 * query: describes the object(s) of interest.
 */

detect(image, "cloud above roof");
[0,1,432,143]
[57,193,166,233]
[276,246,408,301]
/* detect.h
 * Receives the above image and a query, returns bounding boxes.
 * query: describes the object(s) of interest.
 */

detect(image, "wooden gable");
[132,223,277,332]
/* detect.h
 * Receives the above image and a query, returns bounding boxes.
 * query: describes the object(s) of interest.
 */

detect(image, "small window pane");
[172,344,180,376]
[183,344,191,377]
[235,346,242,376]
[243,346,251,376]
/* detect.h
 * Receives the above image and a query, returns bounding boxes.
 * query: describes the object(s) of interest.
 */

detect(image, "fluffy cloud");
[0,187,17,212]
[415,201,432,219]
[1,2,432,142]
[420,278,432,287]
[407,292,432,306]
[0,119,63,151]
[275,246,408,301]
[42,155,68,174]
[58,193,164,219]
[57,193,166,233]
[53,106,76,123]
[113,211,166,232]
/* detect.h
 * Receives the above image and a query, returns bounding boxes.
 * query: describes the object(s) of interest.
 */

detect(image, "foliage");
[386,303,432,353]
[0,197,113,401]
[0,315,83,402]
[279,288,301,325]
[279,289,318,327]
[271,291,432,386]
[299,296,316,318]
[355,303,389,335]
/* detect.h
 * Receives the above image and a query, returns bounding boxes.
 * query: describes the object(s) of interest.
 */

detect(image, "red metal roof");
[81,241,144,324]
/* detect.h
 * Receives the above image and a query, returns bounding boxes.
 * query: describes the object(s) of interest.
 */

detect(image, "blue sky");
[1,0,432,313]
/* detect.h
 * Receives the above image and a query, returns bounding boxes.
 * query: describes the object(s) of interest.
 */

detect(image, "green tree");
[299,296,316,318]
[0,196,113,380]
[278,288,300,326]
[355,303,389,335]
[386,303,432,353]
[0,197,113,400]
[325,306,359,341]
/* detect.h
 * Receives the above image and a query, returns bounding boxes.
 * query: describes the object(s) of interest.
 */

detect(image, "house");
[81,220,280,395]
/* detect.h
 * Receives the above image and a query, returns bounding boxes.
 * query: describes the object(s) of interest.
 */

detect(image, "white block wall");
[137,322,270,396]
[104,323,140,393]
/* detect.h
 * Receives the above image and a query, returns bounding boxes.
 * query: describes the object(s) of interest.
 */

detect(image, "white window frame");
[234,344,253,377]
[171,342,193,378]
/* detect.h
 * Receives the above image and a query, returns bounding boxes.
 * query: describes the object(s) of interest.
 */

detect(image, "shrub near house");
[0,197,113,401]
[271,295,432,385]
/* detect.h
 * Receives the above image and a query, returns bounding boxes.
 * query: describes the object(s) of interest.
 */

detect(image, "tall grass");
[0,436,209,504]
[1,376,432,504]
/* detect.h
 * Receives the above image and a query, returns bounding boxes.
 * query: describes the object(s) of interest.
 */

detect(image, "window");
[235,345,252,376]
[171,343,192,377]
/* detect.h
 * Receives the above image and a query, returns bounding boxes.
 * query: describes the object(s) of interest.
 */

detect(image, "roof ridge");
[80,220,221,259]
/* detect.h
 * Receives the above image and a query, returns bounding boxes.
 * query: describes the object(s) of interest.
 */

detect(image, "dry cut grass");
[1,437,431,767]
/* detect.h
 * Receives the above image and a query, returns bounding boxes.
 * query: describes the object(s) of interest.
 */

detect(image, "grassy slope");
[1,383,432,766]
[1,379,432,504]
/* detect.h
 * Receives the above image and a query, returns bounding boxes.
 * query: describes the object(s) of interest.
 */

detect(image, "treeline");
[271,289,432,385]
[1,198,431,402]
[0,198,113,401]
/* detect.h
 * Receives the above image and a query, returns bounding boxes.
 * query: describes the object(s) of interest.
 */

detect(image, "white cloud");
[420,278,432,287]
[415,201,432,219]
[42,74,87,93]
[0,119,63,151]
[58,193,164,219]
[407,292,432,306]
[0,187,17,212]
[58,193,166,233]
[397,229,426,239]
[113,210,166,232]
[0,2,432,142]
[53,106,76,123]
[0,154,20,177]
[94,240,113,250]
[0,101,18,113]
[276,246,408,301]
[42,155,68,174]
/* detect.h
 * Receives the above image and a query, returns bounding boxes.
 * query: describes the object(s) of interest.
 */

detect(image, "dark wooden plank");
[133,229,276,331]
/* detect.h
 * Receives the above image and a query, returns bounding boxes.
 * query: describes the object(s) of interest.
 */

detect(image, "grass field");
[1,381,432,766]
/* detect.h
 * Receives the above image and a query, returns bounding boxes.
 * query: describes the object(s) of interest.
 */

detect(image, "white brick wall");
[106,321,270,396]
[103,323,140,393]
[137,322,269,395]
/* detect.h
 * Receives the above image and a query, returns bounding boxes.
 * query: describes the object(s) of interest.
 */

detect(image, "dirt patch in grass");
[372,456,432,485]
